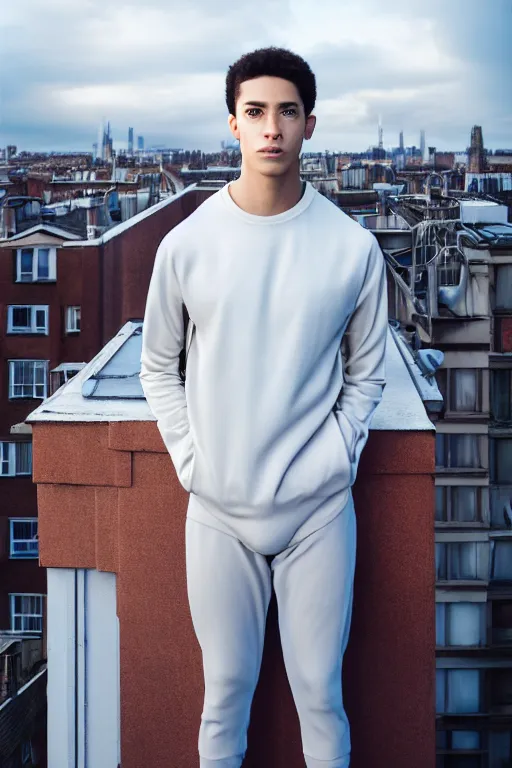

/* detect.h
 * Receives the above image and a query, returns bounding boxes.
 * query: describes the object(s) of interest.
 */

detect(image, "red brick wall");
[34,421,436,768]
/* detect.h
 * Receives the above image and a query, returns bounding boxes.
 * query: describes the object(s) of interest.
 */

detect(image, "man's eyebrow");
[243,101,300,109]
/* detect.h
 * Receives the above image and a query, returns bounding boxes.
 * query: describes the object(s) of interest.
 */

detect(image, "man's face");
[228,76,316,178]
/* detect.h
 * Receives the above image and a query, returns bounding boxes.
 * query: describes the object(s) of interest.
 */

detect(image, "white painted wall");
[47,569,120,768]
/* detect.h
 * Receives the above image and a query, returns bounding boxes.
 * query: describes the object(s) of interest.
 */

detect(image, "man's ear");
[228,114,240,141]
[304,114,316,140]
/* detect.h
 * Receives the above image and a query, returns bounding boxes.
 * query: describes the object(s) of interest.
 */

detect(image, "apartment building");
[365,196,512,768]
[0,188,211,636]
[0,179,218,767]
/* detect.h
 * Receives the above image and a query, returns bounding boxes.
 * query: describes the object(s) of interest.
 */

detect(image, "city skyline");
[1,0,510,153]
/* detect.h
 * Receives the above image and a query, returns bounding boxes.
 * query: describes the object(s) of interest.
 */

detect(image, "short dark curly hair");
[225,47,316,118]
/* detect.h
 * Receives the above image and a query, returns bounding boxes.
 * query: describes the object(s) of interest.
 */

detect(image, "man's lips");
[259,147,284,155]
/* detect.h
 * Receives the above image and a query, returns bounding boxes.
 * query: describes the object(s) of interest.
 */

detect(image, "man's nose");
[264,115,281,138]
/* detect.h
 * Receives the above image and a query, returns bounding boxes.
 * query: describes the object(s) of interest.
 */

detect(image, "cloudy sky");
[1,0,510,154]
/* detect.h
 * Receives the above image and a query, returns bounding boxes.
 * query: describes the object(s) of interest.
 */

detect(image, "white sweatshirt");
[139,180,388,555]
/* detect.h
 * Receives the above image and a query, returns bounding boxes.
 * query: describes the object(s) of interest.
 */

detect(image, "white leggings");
[185,491,356,768]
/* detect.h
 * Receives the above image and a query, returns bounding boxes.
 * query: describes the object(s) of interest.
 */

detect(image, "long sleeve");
[334,235,388,485]
[139,236,194,490]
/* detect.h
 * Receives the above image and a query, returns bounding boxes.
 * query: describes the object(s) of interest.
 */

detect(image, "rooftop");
[26,321,438,431]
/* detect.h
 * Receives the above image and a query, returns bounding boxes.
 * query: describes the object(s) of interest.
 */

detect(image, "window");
[490,669,512,714]
[437,369,482,414]
[436,542,488,581]
[436,603,486,647]
[489,730,512,766]
[436,669,482,714]
[490,438,512,484]
[436,486,485,524]
[10,519,38,559]
[15,246,56,282]
[436,731,484,768]
[0,442,32,476]
[491,369,512,423]
[495,317,512,353]
[50,363,84,395]
[495,265,512,310]
[436,434,483,470]
[8,360,48,399]
[10,594,44,633]
[7,305,49,334]
[492,601,512,645]
[490,539,512,582]
[65,306,81,333]
[490,486,512,528]
[450,370,481,412]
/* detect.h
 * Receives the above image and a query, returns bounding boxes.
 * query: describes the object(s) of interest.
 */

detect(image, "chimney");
[1,205,16,238]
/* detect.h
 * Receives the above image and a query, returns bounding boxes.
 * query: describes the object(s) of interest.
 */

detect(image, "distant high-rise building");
[6,145,17,160]
[468,125,485,174]
[420,130,426,162]
[128,127,134,155]
[137,136,144,152]
[378,115,383,150]
[98,120,113,162]
[92,142,98,162]
[399,131,404,153]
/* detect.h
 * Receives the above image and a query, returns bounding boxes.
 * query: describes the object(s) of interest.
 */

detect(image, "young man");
[140,47,388,768]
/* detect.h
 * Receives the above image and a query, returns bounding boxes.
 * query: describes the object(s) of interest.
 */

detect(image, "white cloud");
[0,0,509,151]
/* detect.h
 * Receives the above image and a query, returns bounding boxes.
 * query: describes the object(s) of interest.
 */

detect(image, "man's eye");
[247,109,260,117]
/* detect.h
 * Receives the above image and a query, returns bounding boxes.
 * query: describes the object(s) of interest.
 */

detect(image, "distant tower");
[100,120,112,162]
[420,130,426,162]
[378,115,383,150]
[399,130,404,153]
[128,127,134,155]
[137,135,144,153]
[468,125,485,174]
[103,122,113,162]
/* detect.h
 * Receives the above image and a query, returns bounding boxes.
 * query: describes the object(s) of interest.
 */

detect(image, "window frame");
[490,535,512,583]
[436,602,487,648]
[490,368,512,423]
[8,360,48,399]
[9,519,39,559]
[435,433,485,472]
[489,436,512,484]
[437,368,483,416]
[436,668,484,715]
[436,729,486,760]
[436,540,489,583]
[494,316,512,354]
[9,593,44,634]
[15,246,57,283]
[7,304,49,335]
[435,485,487,526]
[0,441,32,476]
[495,264,512,311]
[65,305,81,333]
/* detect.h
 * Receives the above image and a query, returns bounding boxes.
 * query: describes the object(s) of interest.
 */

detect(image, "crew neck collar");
[219,180,316,225]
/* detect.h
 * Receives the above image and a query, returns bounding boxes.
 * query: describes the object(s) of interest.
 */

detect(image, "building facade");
[366,196,512,767]
[0,188,211,641]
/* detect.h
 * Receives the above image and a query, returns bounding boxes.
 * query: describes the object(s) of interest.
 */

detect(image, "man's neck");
[228,166,305,216]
